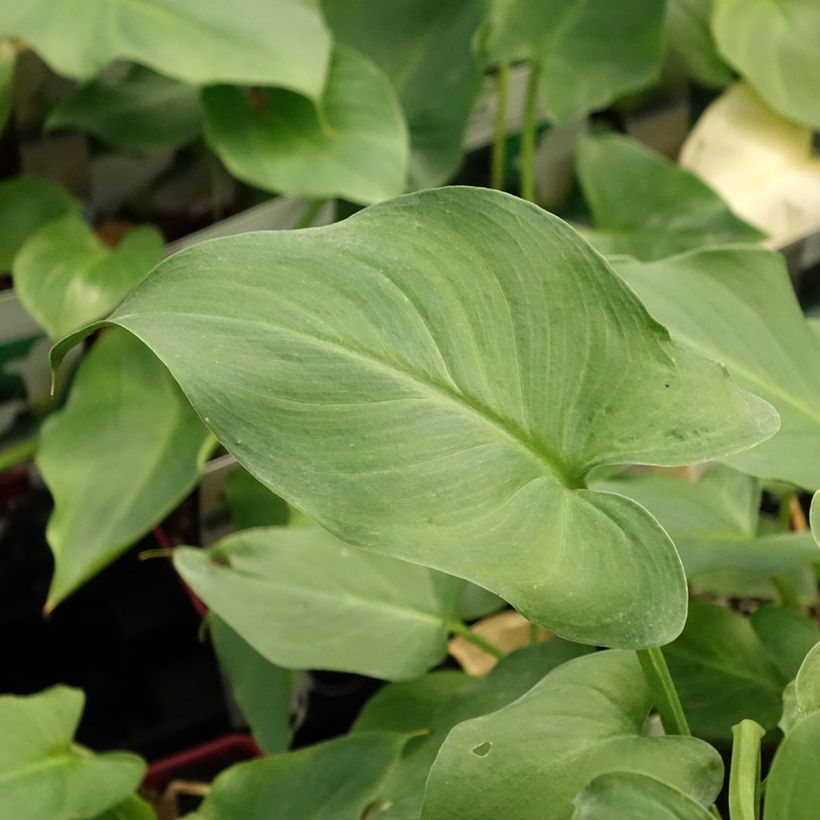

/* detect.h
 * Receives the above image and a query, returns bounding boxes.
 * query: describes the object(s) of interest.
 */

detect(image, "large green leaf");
[595,468,819,579]
[0,686,145,820]
[577,133,765,260]
[186,732,406,820]
[210,616,295,754]
[665,602,786,740]
[323,0,484,188]
[57,187,779,648]
[352,639,593,819]
[39,330,211,610]
[47,66,202,151]
[0,0,331,101]
[421,650,723,820]
[617,246,820,489]
[483,0,666,123]
[713,0,820,130]
[0,176,79,271]
[572,772,714,819]
[764,712,820,819]
[202,47,408,204]
[14,214,164,340]
[665,0,734,89]
[175,525,464,680]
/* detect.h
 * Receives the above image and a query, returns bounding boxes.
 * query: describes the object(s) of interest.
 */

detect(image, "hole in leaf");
[471,741,492,757]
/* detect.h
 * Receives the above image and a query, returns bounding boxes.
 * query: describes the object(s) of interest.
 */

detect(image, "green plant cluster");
[1,1,820,818]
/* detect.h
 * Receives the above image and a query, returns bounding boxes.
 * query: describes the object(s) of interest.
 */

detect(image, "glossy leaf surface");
[69,187,779,648]
[186,732,406,820]
[323,0,483,188]
[422,650,723,820]
[48,66,202,150]
[39,330,211,609]
[202,47,408,204]
[175,526,463,680]
[713,0,820,130]
[0,686,145,820]
[572,772,714,819]
[0,0,331,100]
[617,246,820,489]
[14,214,164,340]
[578,133,764,260]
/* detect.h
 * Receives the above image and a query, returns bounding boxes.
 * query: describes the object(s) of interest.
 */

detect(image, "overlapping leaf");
[0,0,331,101]
[617,246,820,489]
[0,686,145,820]
[55,188,779,648]
[665,0,734,89]
[14,214,164,340]
[421,650,724,820]
[39,330,211,610]
[323,0,483,189]
[202,47,408,204]
[174,526,464,680]
[577,133,764,260]
[713,0,820,130]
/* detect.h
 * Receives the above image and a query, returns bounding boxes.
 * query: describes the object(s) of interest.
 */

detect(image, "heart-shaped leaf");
[421,650,724,820]
[617,246,820,489]
[352,639,593,819]
[664,602,786,740]
[483,0,667,123]
[174,526,465,680]
[0,177,78,270]
[680,84,820,247]
[185,732,406,820]
[713,0,820,130]
[202,47,408,204]
[39,330,211,610]
[55,188,777,648]
[47,65,202,151]
[14,214,164,340]
[0,0,331,101]
[0,686,145,820]
[578,133,765,260]
[572,772,714,819]
[323,0,484,189]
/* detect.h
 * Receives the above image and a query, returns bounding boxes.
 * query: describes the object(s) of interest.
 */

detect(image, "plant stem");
[448,620,505,659]
[778,490,795,529]
[0,433,38,472]
[636,646,690,736]
[491,63,510,190]
[520,61,541,203]
[294,198,328,230]
[729,720,765,820]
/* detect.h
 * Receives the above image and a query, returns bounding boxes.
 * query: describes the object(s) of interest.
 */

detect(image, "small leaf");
[94,795,157,820]
[353,639,593,819]
[763,712,820,820]
[572,772,714,819]
[617,246,820,489]
[67,187,779,648]
[210,615,296,754]
[14,214,164,340]
[185,732,406,820]
[421,650,723,820]
[578,133,765,260]
[0,176,79,271]
[0,686,145,820]
[713,0,820,130]
[681,83,820,246]
[39,330,211,609]
[225,468,291,530]
[323,0,484,188]
[664,602,786,740]
[0,0,331,101]
[202,47,408,204]
[174,526,464,680]
[484,0,667,123]
[47,65,202,151]
[750,606,820,681]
